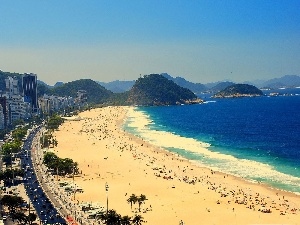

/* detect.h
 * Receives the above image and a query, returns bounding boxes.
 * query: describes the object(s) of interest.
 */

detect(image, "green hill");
[48,79,113,104]
[0,70,23,93]
[127,74,202,106]
[213,84,263,98]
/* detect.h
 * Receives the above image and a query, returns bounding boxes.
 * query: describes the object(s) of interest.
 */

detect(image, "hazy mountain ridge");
[161,73,207,95]
[98,74,300,94]
[260,75,300,89]
[97,80,135,93]
[207,81,235,93]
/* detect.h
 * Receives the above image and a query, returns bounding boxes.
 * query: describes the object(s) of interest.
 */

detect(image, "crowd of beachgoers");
[47,106,300,225]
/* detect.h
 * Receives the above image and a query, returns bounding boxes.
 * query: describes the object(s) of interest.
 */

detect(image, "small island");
[213,84,263,98]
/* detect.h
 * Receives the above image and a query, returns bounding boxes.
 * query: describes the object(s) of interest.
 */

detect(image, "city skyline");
[0,0,299,85]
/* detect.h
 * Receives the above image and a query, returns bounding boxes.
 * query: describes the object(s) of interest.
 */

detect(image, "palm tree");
[132,215,144,225]
[120,215,131,225]
[27,213,37,225]
[127,194,138,210]
[11,211,27,224]
[97,209,121,225]
[137,194,147,212]
[96,213,106,223]
[52,138,58,147]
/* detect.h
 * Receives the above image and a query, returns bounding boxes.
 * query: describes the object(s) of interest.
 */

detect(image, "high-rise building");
[5,76,19,97]
[22,73,38,112]
[0,97,7,128]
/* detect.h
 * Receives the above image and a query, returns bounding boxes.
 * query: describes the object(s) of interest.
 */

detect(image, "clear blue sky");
[0,0,299,85]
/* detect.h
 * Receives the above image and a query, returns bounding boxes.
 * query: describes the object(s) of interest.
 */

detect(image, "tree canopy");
[12,127,27,141]
[40,132,58,148]
[1,195,24,211]
[96,209,145,225]
[0,168,24,181]
[46,114,64,131]
[43,152,78,175]
[0,194,36,224]
[1,140,22,155]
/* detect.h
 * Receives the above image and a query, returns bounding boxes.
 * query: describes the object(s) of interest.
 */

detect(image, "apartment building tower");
[22,73,38,113]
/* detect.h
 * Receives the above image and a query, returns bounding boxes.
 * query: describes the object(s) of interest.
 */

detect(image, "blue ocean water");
[124,89,300,194]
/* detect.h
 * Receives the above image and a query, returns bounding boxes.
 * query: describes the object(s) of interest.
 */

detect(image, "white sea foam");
[125,107,300,192]
[203,101,217,104]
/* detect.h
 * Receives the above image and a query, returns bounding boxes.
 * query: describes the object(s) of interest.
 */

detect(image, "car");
[21,203,29,208]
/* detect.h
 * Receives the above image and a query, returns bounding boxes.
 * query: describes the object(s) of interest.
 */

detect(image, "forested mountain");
[54,82,64,88]
[127,74,202,106]
[47,79,113,104]
[213,84,263,98]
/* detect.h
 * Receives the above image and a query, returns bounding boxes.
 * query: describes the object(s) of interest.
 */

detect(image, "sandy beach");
[51,106,300,225]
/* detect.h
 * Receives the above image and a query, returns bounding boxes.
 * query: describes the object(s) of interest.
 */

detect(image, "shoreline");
[52,106,300,225]
[125,106,300,196]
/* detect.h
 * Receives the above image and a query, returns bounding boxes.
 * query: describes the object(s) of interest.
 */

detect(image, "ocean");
[124,88,300,195]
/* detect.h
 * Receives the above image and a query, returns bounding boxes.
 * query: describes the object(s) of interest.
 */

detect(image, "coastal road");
[22,127,67,224]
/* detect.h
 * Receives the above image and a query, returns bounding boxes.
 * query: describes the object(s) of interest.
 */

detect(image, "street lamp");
[73,165,75,201]
[28,201,31,225]
[105,182,109,215]
[10,147,14,186]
